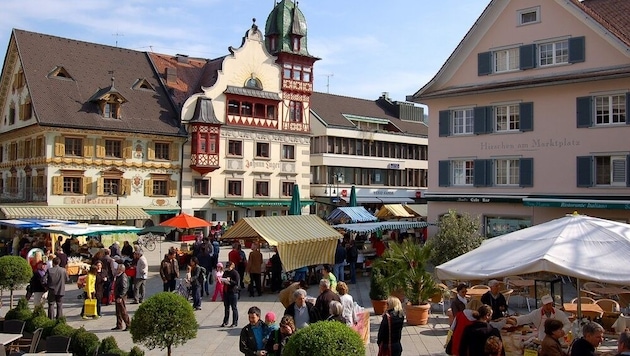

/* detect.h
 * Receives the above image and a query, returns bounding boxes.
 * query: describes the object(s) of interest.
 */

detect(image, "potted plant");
[373,239,439,325]
[368,265,389,315]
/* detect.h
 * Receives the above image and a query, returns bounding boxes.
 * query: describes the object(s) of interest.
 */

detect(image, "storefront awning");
[213,199,315,208]
[220,215,342,271]
[143,208,181,215]
[332,221,428,233]
[523,198,630,210]
[375,204,415,219]
[0,206,151,220]
[0,219,78,228]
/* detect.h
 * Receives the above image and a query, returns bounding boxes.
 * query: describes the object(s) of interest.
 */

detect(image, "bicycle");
[136,233,158,251]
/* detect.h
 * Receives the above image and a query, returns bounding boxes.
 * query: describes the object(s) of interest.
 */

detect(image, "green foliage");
[0,256,33,291]
[372,240,439,305]
[283,321,365,356]
[368,266,389,300]
[99,336,119,353]
[51,321,76,337]
[128,346,146,356]
[428,209,484,266]
[26,315,55,334]
[71,329,100,356]
[5,297,33,321]
[130,292,198,355]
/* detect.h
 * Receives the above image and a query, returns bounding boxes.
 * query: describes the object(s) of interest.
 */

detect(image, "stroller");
[175,278,191,300]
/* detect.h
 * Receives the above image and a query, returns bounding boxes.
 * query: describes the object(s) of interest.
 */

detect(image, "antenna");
[323,73,334,93]
[112,32,124,47]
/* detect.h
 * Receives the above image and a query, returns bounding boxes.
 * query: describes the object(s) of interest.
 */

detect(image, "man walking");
[112,265,131,331]
[160,249,179,292]
[46,257,69,319]
[221,261,240,328]
[333,240,346,282]
[246,243,263,297]
[133,250,148,303]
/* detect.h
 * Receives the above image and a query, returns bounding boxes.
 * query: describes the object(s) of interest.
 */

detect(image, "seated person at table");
[541,319,565,356]
[509,295,571,340]
[481,280,508,320]
[570,321,604,356]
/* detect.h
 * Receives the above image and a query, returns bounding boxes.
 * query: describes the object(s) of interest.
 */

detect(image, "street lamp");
[331,171,344,205]
[108,182,120,224]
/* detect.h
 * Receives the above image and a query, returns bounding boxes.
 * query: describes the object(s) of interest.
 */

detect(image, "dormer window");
[245,75,262,90]
[292,36,301,52]
[132,78,155,91]
[89,87,128,119]
[104,102,120,119]
[47,66,74,80]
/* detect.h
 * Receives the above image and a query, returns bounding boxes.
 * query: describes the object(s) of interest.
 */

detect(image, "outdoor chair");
[500,289,514,306]
[595,298,620,312]
[7,327,42,354]
[617,292,630,314]
[570,296,596,304]
[583,282,606,290]
[470,285,490,290]
[2,320,25,334]
[430,283,449,315]
[43,335,71,353]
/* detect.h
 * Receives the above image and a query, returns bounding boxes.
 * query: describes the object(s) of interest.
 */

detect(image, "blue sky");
[0,0,489,104]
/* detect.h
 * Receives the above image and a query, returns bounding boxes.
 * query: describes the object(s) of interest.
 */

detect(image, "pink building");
[409,0,630,237]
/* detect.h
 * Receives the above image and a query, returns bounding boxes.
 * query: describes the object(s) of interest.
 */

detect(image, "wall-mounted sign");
[387,163,400,169]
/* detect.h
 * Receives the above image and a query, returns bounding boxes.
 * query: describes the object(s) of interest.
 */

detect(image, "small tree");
[283,321,365,356]
[130,292,198,356]
[0,255,33,308]
[428,209,484,266]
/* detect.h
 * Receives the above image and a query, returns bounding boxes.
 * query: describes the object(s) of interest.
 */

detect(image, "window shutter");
[17,141,24,159]
[169,180,177,197]
[474,106,492,134]
[568,36,585,63]
[52,176,62,195]
[82,176,92,195]
[123,140,133,159]
[627,155,630,187]
[626,93,630,126]
[519,102,534,132]
[83,138,94,158]
[576,156,593,187]
[438,160,450,187]
[170,143,179,162]
[477,51,492,76]
[144,179,152,196]
[519,158,534,187]
[54,136,65,157]
[123,178,131,196]
[576,96,593,128]
[473,159,489,187]
[439,110,450,137]
[147,143,155,160]
[519,44,536,70]
[96,139,105,158]
[97,178,105,196]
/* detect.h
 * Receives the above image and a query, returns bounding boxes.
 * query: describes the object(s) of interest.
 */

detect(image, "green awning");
[143,208,181,215]
[523,198,630,210]
[213,199,315,208]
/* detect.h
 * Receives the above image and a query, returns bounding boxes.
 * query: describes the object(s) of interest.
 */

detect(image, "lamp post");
[108,182,120,224]
[331,171,344,205]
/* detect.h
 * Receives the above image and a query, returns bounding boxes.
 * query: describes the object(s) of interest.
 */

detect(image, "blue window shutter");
[576,96,593,128]
[484,107,494,134]
[474,106,492,134]
[626,93,630,125]
[478,52,492,76]
[473,159,489,187]
[519,44,536,70]
[519,158,534,187]
[568,36,585,63]
[439,110,451,137]
[576,156,593,187]
[485,159,494,187]
[438,160,450,187]
[519,102,534,132]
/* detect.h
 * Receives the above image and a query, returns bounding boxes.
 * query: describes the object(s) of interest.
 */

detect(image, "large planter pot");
[405,303,431,326]
[371,299,388,315]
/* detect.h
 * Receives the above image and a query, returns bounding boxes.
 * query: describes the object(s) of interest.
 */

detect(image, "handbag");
[84,298,97,317]
[244,273,251,285]
[377,313,392,356]
[445,328,454,354]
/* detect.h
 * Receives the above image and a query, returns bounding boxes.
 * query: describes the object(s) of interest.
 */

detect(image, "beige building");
[409,0,630,237]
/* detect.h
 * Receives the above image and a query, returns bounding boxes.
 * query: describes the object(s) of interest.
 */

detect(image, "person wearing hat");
[510,294,571,340]
[481,280,508,320]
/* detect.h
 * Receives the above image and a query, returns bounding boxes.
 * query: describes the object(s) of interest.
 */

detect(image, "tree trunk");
[168,345,171,356]
[10,289,15,309]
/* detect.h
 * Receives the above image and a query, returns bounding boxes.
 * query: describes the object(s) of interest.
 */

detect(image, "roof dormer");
[88,75,128,119]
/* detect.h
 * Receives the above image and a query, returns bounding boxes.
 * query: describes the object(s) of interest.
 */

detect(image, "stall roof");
[1,206,150,220]
[0,219,78,228]
[326,207,378,224]
[220,215,342,271]
[332,220,428,233]
[33,223,143,236]
[374,204,415,219]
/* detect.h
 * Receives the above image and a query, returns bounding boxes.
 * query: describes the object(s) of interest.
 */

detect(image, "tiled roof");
[309,92,427,136]
[13,29,182,136]
[572,0,630,47]
[224,85,282,100]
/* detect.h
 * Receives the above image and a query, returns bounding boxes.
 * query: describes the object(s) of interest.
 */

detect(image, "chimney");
[166,67,178,85]
[176,54,189,64]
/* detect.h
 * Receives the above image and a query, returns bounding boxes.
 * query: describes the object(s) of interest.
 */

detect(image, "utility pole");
[112,32,124,47]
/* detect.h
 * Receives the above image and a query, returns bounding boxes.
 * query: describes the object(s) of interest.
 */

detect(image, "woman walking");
[377,296,405,356]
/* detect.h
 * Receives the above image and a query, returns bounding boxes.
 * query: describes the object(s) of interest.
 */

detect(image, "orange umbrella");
[159,213,212,229]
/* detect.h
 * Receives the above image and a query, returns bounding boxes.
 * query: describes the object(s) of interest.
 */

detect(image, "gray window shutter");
[626,93,630,125]
[474,159,491,187]
[478,52,492,76]
[519,44,536,70]
[439,110,451,137]
[568,36,585,63]
[627,155,630,187]
[519,158,534,187]
[576,156,593,187]
[576,96,593,128]
[474,106,492,134]
[519,102,534,132]
[438,160,450,187]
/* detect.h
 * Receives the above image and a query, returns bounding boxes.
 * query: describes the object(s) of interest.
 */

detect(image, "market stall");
[374,204,415,220]
[325,207,377,224]
[220,215,342,271]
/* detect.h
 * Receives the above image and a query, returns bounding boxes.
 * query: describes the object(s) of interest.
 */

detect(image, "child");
[211,262,224,301]
[263,311,279,344]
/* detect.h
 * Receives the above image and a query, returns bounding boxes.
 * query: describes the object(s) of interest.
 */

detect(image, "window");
[227,180,242,196]
[289,101,303,122]
[20,102,32,121]
[105,139,122,158]
[197,134,217,154]
[228,140,243,156]
[485,216,531,238]
[63,177,82,194]
[495,159,520,185]
[255,181,269,196]
[227,98,278,119]
[595,94,626,125]
[103,102,120,119]
[495,104,520,131]
[64,138,83,156]
[283,64,312,82]
[452,109,474,135]
[13,71,25,89]
[193,179,210,196]
[494,48,519,72]
[595,156,626,186]
[282,145,295,160]
[104,178,121,195]
[256,142,269,158]
[452,160,474,186]
[281,181,295,197]
[152,180,168,196]
[24,140,32,159]
[9,106,15,125]
[35,137,45,157]
[154,142,170,160]
[518,7,540,25]
[539,40,568,66]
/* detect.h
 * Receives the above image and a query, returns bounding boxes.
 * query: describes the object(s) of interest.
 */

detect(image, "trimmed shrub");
[128,346,146,356]
[99,336,119,353]
[71,329,100,356]
[27,315,55,334]
[51,321,76,337]
[283,321,365,356]
[4,297,33,321]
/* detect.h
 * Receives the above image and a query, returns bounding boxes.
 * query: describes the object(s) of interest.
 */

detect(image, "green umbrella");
[288,184,302,215]
[349,185,358,207]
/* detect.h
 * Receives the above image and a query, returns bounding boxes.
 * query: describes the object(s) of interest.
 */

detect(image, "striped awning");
[375,204,415,219]
[213,198,315,208]
[0,206,150,221]
[220,215,342,271]
[326,207,377,224]
[332,221,428,234]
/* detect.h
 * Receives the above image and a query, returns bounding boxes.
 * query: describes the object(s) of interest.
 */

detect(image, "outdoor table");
[0,332,23,345]
[465,288,488,299]
[563,302,604,319]
[507,279,535,288]
[66,262,90,277]
[589,286,628,298]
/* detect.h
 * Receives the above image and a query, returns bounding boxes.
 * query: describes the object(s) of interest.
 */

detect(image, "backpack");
[198,266,207,283]
[40,271,49,288]
[239,250,247,263]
